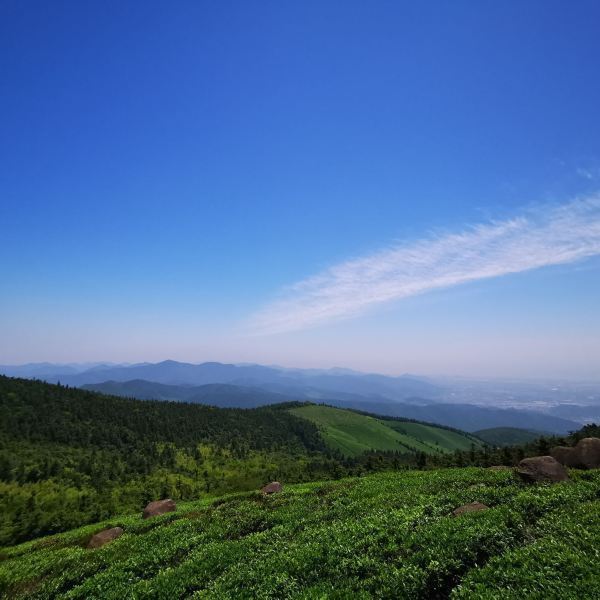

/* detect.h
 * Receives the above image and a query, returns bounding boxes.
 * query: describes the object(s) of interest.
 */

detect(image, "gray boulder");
[574,437,600,469]
[550,438,600,469]
[87,526,123,549]
[261,481,282,494]
[516,456,569,483]
[142,498,177,519]
[550,446,578,467]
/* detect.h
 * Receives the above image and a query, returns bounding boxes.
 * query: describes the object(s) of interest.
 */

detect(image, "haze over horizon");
[2,356,600,385]
[2,1,600,379]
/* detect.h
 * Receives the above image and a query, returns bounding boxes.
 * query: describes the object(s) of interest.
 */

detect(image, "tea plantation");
[2,467,599,599]
[289,404,482,456]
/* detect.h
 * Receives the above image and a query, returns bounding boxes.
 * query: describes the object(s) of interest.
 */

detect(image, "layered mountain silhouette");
[4,360,442,401]
[2,360,581,433]
[82,380,291,409]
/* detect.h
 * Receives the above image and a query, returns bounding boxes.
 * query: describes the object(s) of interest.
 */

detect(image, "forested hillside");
[474,427,546,447]
[1,375,594,550]
[0,376,342,545]
[0,377,480,546]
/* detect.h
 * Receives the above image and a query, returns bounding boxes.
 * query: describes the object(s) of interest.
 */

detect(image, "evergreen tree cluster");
[0,376,343,545]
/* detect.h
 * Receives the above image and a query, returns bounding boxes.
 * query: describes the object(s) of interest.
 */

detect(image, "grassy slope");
[385,420,482,452]
[290,404,481,457]
[474,427,544,447]
[2,468,599,599]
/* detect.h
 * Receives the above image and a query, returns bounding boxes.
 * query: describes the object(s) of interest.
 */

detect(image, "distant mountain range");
[1,360,443,401]
[83,378,579,434]
[82,380,291,409]
[546,403,600,423]
[1,360,582,434]
[0,362,119,379]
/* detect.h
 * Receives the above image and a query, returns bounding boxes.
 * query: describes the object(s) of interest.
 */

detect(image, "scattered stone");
[550,446,578,467]
[87,527,123,549]
[516,456,569,483]
[550,438,600,469]
[261,481,282,494]
[574,438,600,469]
[452,502,489,517]
[142,498,177,519]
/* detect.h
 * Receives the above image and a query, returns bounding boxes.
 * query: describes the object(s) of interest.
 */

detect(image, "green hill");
[474,427,546,447]
[0,376,477,547]
[384,419,483,452]
[2,468,599,599]
[290,404,483,457]
[0,376,339,546]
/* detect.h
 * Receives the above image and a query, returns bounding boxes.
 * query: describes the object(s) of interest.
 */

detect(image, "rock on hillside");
[261,481,282,494]
[551,437,600,469]
[574,438,600,469]
[516,456,569,483]
[87,527,123,549]
[550,446,579,467]
[142,499,177,519]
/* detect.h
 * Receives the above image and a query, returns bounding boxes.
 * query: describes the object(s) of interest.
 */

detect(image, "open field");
[290,404,482,457]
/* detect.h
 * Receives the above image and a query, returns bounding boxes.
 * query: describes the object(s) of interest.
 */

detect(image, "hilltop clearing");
[290,404,482,456]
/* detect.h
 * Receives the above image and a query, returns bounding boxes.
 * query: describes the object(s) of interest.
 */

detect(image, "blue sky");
[2,1,600,378]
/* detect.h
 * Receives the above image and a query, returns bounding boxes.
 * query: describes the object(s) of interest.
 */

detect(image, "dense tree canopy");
[0,377,342,545]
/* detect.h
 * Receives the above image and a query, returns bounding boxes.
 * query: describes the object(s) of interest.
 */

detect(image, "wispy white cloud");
[577,167,600,181]
[248,195,600,335]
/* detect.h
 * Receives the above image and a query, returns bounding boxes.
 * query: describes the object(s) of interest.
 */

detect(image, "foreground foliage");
[1,468,599,599]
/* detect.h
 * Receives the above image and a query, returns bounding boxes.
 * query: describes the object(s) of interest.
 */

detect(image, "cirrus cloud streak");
[249,196,600,334]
